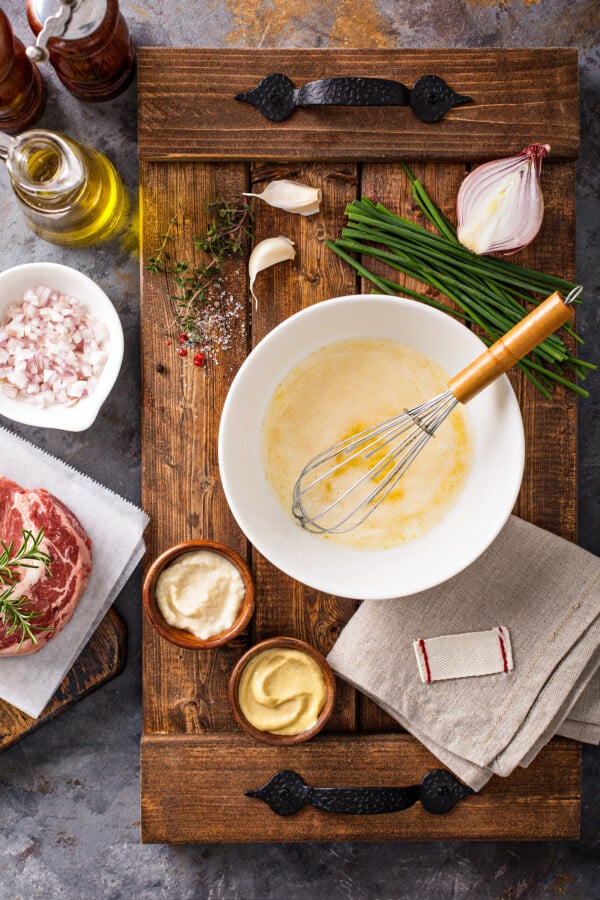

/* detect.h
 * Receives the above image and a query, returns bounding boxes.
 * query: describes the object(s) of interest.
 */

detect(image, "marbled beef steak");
[0,477,92,656]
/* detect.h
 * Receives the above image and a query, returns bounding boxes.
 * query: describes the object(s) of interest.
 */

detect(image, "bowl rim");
[143,539,255,649]
[0,261,124,432]
[218,292,525,601]
[228,635,336,745]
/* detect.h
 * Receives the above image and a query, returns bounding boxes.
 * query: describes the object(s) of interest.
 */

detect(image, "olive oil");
[2,129,128,246]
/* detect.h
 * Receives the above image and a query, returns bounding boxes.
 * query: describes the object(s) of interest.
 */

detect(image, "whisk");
[292,288,580,535]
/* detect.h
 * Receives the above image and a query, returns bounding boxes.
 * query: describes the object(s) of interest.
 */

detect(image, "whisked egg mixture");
[262,338,473,550]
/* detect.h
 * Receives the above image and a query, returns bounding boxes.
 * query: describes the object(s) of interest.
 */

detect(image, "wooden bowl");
[228,636,336,745]
[143,540,254,649]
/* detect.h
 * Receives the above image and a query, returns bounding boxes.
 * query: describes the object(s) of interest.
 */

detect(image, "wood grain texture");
[138,49,579,162]
[511,161,578,540]
[141,734,580,843]
[0,609,126,752]
[141,160,252,735]
[139,48,581,843]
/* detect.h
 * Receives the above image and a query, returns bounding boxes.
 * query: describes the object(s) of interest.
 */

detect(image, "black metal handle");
[245,769,474,817]
[235,73,472,124]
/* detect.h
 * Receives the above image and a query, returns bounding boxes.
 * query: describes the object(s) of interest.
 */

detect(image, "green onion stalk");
[326,165,594,399]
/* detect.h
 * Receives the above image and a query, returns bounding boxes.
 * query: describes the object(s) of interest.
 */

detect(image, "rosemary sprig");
[0,586,49,651]
[146,199,251,356]
[0,528,53,650]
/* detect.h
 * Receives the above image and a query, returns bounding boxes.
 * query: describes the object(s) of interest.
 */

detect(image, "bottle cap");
[26,0,107,62]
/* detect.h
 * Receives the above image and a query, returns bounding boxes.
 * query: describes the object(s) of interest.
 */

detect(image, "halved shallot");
[457,143,550,256]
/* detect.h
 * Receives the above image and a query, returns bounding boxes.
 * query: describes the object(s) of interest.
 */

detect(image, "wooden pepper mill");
[0,9,45,134]
[25,0,135,101]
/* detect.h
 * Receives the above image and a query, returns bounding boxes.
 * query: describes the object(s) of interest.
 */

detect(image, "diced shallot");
[0,284,110,407]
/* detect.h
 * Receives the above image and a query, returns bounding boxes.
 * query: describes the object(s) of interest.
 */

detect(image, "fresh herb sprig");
[0,528,52,651]
[326,166,594,399]
[146,199,251,357]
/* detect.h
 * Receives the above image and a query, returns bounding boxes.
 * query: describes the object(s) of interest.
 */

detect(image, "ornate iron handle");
[246,769,474,817]
[235,73,472,124]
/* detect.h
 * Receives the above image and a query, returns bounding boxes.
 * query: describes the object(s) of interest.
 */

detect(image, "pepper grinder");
[25,0,135,101]
[0,9,45,134]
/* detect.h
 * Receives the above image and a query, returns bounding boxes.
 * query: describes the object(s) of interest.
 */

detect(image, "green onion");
[326,168,593,398]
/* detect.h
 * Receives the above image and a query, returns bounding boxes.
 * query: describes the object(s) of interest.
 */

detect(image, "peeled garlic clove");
[244,180,322,216]
[457,143,549,256]
[249,236,296,307]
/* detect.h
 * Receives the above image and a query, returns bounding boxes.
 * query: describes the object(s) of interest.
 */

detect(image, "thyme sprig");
[146,199,251,355]
[0,528,53,650]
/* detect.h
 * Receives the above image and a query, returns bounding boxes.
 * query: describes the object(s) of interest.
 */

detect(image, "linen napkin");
[0,425,149,718]
[327,515,600,791]
[559,669,600,744]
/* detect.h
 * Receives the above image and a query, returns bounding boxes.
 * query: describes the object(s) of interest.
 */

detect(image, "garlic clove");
[457,143,549,256]
[248,236,296,307]
[243,180,322,216]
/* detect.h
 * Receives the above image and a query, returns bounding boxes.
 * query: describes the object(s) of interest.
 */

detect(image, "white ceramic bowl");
[0,262,124,432]
[219,295,525,601]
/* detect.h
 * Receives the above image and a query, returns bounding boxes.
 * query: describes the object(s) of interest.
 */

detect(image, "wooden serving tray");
[139,48,580,843]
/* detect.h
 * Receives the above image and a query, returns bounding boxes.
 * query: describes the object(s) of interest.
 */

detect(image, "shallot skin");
[0,284,109,407]
[456,143,549,256]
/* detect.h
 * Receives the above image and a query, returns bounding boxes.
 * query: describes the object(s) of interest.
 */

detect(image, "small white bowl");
[0,262,124,432]
[219,294,525,601]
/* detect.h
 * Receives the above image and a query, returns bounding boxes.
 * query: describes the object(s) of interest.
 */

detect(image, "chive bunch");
[326,167,593,398]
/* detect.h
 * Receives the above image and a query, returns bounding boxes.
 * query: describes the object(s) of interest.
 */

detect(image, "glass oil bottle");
[0,128,128,246]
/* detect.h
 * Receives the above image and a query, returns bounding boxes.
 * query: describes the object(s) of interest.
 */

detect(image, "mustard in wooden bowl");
[229,637,336,745]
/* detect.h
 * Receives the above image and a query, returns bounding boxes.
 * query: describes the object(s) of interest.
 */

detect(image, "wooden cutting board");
[138,48,581,843]
[0,609,126,751]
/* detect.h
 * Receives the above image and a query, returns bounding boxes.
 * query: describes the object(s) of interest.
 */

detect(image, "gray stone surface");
[1,1,599,897]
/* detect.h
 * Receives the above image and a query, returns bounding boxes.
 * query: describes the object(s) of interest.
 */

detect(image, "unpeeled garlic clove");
[244,180,322,216]
[248,236,296,307]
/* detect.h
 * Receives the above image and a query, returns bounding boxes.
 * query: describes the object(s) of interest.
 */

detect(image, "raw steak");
[0,477,92,656]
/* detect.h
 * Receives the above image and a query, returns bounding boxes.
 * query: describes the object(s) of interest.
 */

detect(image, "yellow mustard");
[238,647,327,735]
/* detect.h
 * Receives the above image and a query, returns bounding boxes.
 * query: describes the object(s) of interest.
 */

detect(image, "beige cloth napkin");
[559,669,600,743]
[327,516,600,790]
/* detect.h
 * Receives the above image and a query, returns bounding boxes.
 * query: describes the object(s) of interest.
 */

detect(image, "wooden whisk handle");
[448,291,575,404]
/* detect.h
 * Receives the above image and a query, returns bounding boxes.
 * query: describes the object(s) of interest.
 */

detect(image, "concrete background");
[1,1,598,897]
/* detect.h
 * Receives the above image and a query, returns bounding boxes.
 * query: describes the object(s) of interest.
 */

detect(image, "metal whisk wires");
[292,390,458,534]
[291,288,579,537]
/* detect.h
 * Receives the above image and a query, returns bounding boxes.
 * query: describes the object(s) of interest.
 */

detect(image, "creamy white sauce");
[262,338,472,550]
[155,550,245,639]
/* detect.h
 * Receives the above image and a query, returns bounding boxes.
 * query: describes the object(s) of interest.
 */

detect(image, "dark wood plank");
[511,160,578,541]
[140,160,252,734]
[138,49,579,162]
[141,734,580,843]
[248,161,359,732]
[0,609,126,751]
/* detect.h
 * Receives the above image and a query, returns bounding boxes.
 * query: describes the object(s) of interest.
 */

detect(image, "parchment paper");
[0,426,149,718]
